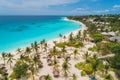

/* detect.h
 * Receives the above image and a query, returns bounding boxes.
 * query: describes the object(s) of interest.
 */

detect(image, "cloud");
[96,9,110,13]
[0,0,79,9]
[72,7,88,12]
[113,5,120,8]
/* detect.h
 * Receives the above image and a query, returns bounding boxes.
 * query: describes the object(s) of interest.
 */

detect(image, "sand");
[0,17,95,80]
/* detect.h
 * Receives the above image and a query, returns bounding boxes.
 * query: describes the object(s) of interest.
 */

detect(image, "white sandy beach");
[0,17,95,80]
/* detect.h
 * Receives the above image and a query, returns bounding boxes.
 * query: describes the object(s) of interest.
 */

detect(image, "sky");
[0,0,120,15]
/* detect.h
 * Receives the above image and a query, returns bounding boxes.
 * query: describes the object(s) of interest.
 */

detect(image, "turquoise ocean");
[0,16,81,53]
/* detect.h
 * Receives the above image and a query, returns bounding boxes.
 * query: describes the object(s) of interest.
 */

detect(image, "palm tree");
[77,30,81,40]
[69,32,73,42]
[7,53,14,68]
[25,47,31,57]
[34,41,39,54]
[44,74,52,80]
[59,33,63,42]
[104,62,110,74]
[61,46,66,58]
[63,36,66,42]
[52,60,59,69]
[72,74,77,80]
[83,30,87,41]
[40,39,46,51]
[29,65,36,80]
[44,43,48,54]
[16,48,22,55]
[82,52,90,63]
[1,52,7,65]
[92,55,100,76]
[73,49,79,59]
[62,59,70,80]
[52,46,57,61]
[19,54,25,62]
[33,56,39,71]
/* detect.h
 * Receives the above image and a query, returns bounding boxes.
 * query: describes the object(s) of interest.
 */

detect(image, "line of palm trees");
[0,29,91,80]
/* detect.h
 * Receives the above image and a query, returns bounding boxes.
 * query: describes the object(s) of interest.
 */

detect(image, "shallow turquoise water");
[0,16,81,53]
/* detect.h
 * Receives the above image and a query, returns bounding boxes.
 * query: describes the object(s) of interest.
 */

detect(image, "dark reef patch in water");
[10,25,30,32]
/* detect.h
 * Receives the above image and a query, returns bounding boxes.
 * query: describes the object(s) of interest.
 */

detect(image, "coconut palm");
[40,39,46,51]
[61,46,66,58]
[19,54,25,62]
[92,55,101,76]
[72,74,77,80]
[63,36,66,42]
[33,56,39,71]
[29,65,36,80]
[59,33,63,42]
[52,60,59,69]
[44,43,48,53]
[82,52,90,63]
[73,49,79,59]
[104,62,110,74]
[52,46,57,61]
[7,53,14,68]
[16,48,22,55]
[25,47,31,57]
[69,32,73,42]
[39,75,52,80]
[1,52,7,65]
[44,74,52,80]
[83,30,87,41]
[62,59,70,80]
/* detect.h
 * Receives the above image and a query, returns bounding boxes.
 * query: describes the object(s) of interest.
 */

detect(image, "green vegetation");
[10,61,29,79]
[93,33,103,43]
[107,42,120,54]
[68,15,120,80]
[56,40,83,48]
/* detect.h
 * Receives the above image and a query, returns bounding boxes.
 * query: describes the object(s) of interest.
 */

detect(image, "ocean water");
[0,16,81,53]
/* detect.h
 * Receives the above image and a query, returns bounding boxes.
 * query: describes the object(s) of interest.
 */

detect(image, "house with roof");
[109,36,120,42]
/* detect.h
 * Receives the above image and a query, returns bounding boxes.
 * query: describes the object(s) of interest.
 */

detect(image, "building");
[109,36,120,42]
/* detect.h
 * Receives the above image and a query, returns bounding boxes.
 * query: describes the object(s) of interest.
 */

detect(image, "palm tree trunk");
[32,74,35,80]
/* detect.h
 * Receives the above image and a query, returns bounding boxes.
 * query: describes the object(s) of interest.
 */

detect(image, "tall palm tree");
[52,46,57,61]
[62,59,70,80]
[7,53,14,68]
[61,46,66,58]
[16,48,22,55]
[82,52,90,63]
[19,54,25,62]
[25,47,31,57]
[77,30,81,40]
[33,56,39,71]
[59,33,63,42]
[92,55,100,76]
[44,74,52,80]
[73,49,78,59]
[1,52,7,65]
[29,65,36,80]
[69,32,73,42]
[104,62,110,74]
[52,60,59,69]
[34,41,39,54]
[83,30,87,41]
[92,59,100,76]
[40,39,46,51]
[63,36,66,42]
[72,74,77,80]
[44,43,48,54]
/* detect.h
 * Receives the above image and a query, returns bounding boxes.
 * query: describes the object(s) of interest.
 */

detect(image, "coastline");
[0,17,87,55]
[0,17,91,80]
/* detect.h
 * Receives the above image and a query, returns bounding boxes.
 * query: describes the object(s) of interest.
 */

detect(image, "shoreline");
[0,17,87,54]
